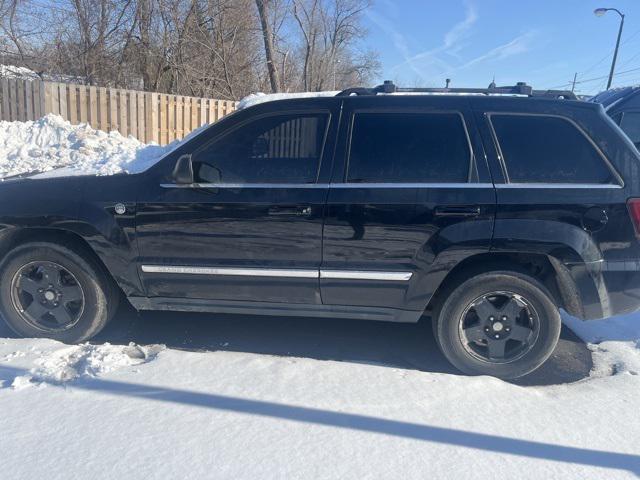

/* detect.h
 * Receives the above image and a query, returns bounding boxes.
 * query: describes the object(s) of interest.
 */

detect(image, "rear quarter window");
[489,114,617,184]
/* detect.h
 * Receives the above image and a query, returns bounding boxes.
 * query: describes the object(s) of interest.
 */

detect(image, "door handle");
[434,205,481,218]
[268,206,313,217]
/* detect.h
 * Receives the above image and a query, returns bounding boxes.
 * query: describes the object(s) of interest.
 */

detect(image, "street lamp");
[594,7,625,90]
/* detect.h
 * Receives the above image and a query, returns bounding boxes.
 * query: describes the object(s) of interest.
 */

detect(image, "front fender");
[0,175,143,297]
[75,174,143,296]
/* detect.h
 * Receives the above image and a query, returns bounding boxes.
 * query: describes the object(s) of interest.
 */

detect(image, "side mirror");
[172,154,193,184]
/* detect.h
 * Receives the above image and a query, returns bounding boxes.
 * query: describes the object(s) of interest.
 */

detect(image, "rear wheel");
[434,271,561,379]
[0,242,116,343]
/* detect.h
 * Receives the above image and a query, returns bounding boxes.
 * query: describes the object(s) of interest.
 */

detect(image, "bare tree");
[255,0,280,92]
[0,0,380,97]
[292,0,377,91]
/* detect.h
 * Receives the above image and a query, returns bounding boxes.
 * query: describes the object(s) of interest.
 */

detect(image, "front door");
[136,107,336,304]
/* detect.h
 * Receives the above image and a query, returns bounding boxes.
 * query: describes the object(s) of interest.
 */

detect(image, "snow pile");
[0,114,179,178]
[0,91,345,178]
[0,64,94,84]
[563,313,640,377]
[10,342,164,389]
[237,91,339,110]
[0,64,40,80]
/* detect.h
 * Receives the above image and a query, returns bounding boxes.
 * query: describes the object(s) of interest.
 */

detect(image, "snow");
[0,64,40,80]
[0,115,201,179]
[10,342,165,388]
[563,312,640,377]
[0,312,639,479]
[237,91,340,109]
[0,63,108,84]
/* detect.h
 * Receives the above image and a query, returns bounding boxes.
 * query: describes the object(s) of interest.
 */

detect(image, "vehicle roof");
[241,93,602,115]
[590,86,640,111]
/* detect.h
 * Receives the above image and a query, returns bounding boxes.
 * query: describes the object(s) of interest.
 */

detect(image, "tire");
[0,242,116,343]
[434,271,561,379]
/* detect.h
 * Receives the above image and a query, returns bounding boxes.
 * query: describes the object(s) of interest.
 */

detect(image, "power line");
[617,49,640,70]
[549,66,640,94]
[579,26,640,76]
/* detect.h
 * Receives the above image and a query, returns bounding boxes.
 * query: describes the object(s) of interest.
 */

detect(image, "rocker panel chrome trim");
[141,265,414,281]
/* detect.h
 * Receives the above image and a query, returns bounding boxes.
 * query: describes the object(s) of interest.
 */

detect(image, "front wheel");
[0,242,116,343]
[434,271,561,379]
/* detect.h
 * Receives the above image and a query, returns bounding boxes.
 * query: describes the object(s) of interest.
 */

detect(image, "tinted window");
[193,113,328,184]
[490,114,615,184]
[347,112,471,183]
[619,112,640,150]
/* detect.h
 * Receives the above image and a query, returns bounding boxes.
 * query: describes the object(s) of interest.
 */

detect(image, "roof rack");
[337,80,577,100]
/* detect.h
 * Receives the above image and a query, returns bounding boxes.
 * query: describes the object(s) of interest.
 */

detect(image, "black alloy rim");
[10,261,85,332]
[458,291,540,363]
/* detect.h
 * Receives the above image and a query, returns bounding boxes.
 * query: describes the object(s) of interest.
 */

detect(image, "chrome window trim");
[486,111,624,187]
[141,265,414,281]
[160,182,494,189]
[161,181,619,190]
[160,183,327,189]
[331,182,492,189]
[494,183,623,189]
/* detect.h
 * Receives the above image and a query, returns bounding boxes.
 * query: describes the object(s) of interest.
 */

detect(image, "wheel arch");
[425,251,584,318]
[0,226,132,299]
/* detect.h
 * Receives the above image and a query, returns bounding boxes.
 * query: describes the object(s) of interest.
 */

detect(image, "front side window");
[347,112,472,183]
[192,113,328,184]
[490,114,616,184]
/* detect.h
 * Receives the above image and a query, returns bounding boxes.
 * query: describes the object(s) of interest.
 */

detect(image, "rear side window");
[490,114,616,184]
[347,112,471,183]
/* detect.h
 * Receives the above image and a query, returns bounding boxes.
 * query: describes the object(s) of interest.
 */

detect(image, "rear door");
[320,96,496,312]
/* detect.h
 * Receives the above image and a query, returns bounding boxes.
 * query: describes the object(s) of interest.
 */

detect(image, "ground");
[1,306,639,479]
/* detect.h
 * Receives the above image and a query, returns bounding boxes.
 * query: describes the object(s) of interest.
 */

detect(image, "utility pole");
[571,72,578,92]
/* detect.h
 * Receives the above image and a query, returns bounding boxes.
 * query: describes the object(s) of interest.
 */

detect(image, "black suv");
[1,81,639,379]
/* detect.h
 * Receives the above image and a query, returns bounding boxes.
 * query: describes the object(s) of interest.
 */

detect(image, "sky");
[364,0,640,95]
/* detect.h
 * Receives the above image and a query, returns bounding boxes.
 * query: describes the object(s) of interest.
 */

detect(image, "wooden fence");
[0,78,236,145]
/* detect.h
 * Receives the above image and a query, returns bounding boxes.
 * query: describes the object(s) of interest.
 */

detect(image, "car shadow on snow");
[86,304,592,387]
[0,304,592,387]
[0,361,637,474]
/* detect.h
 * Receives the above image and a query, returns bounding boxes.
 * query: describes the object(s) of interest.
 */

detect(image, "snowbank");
[0,64,40,80]
[0,64,97,84]
[0,115,188,178]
